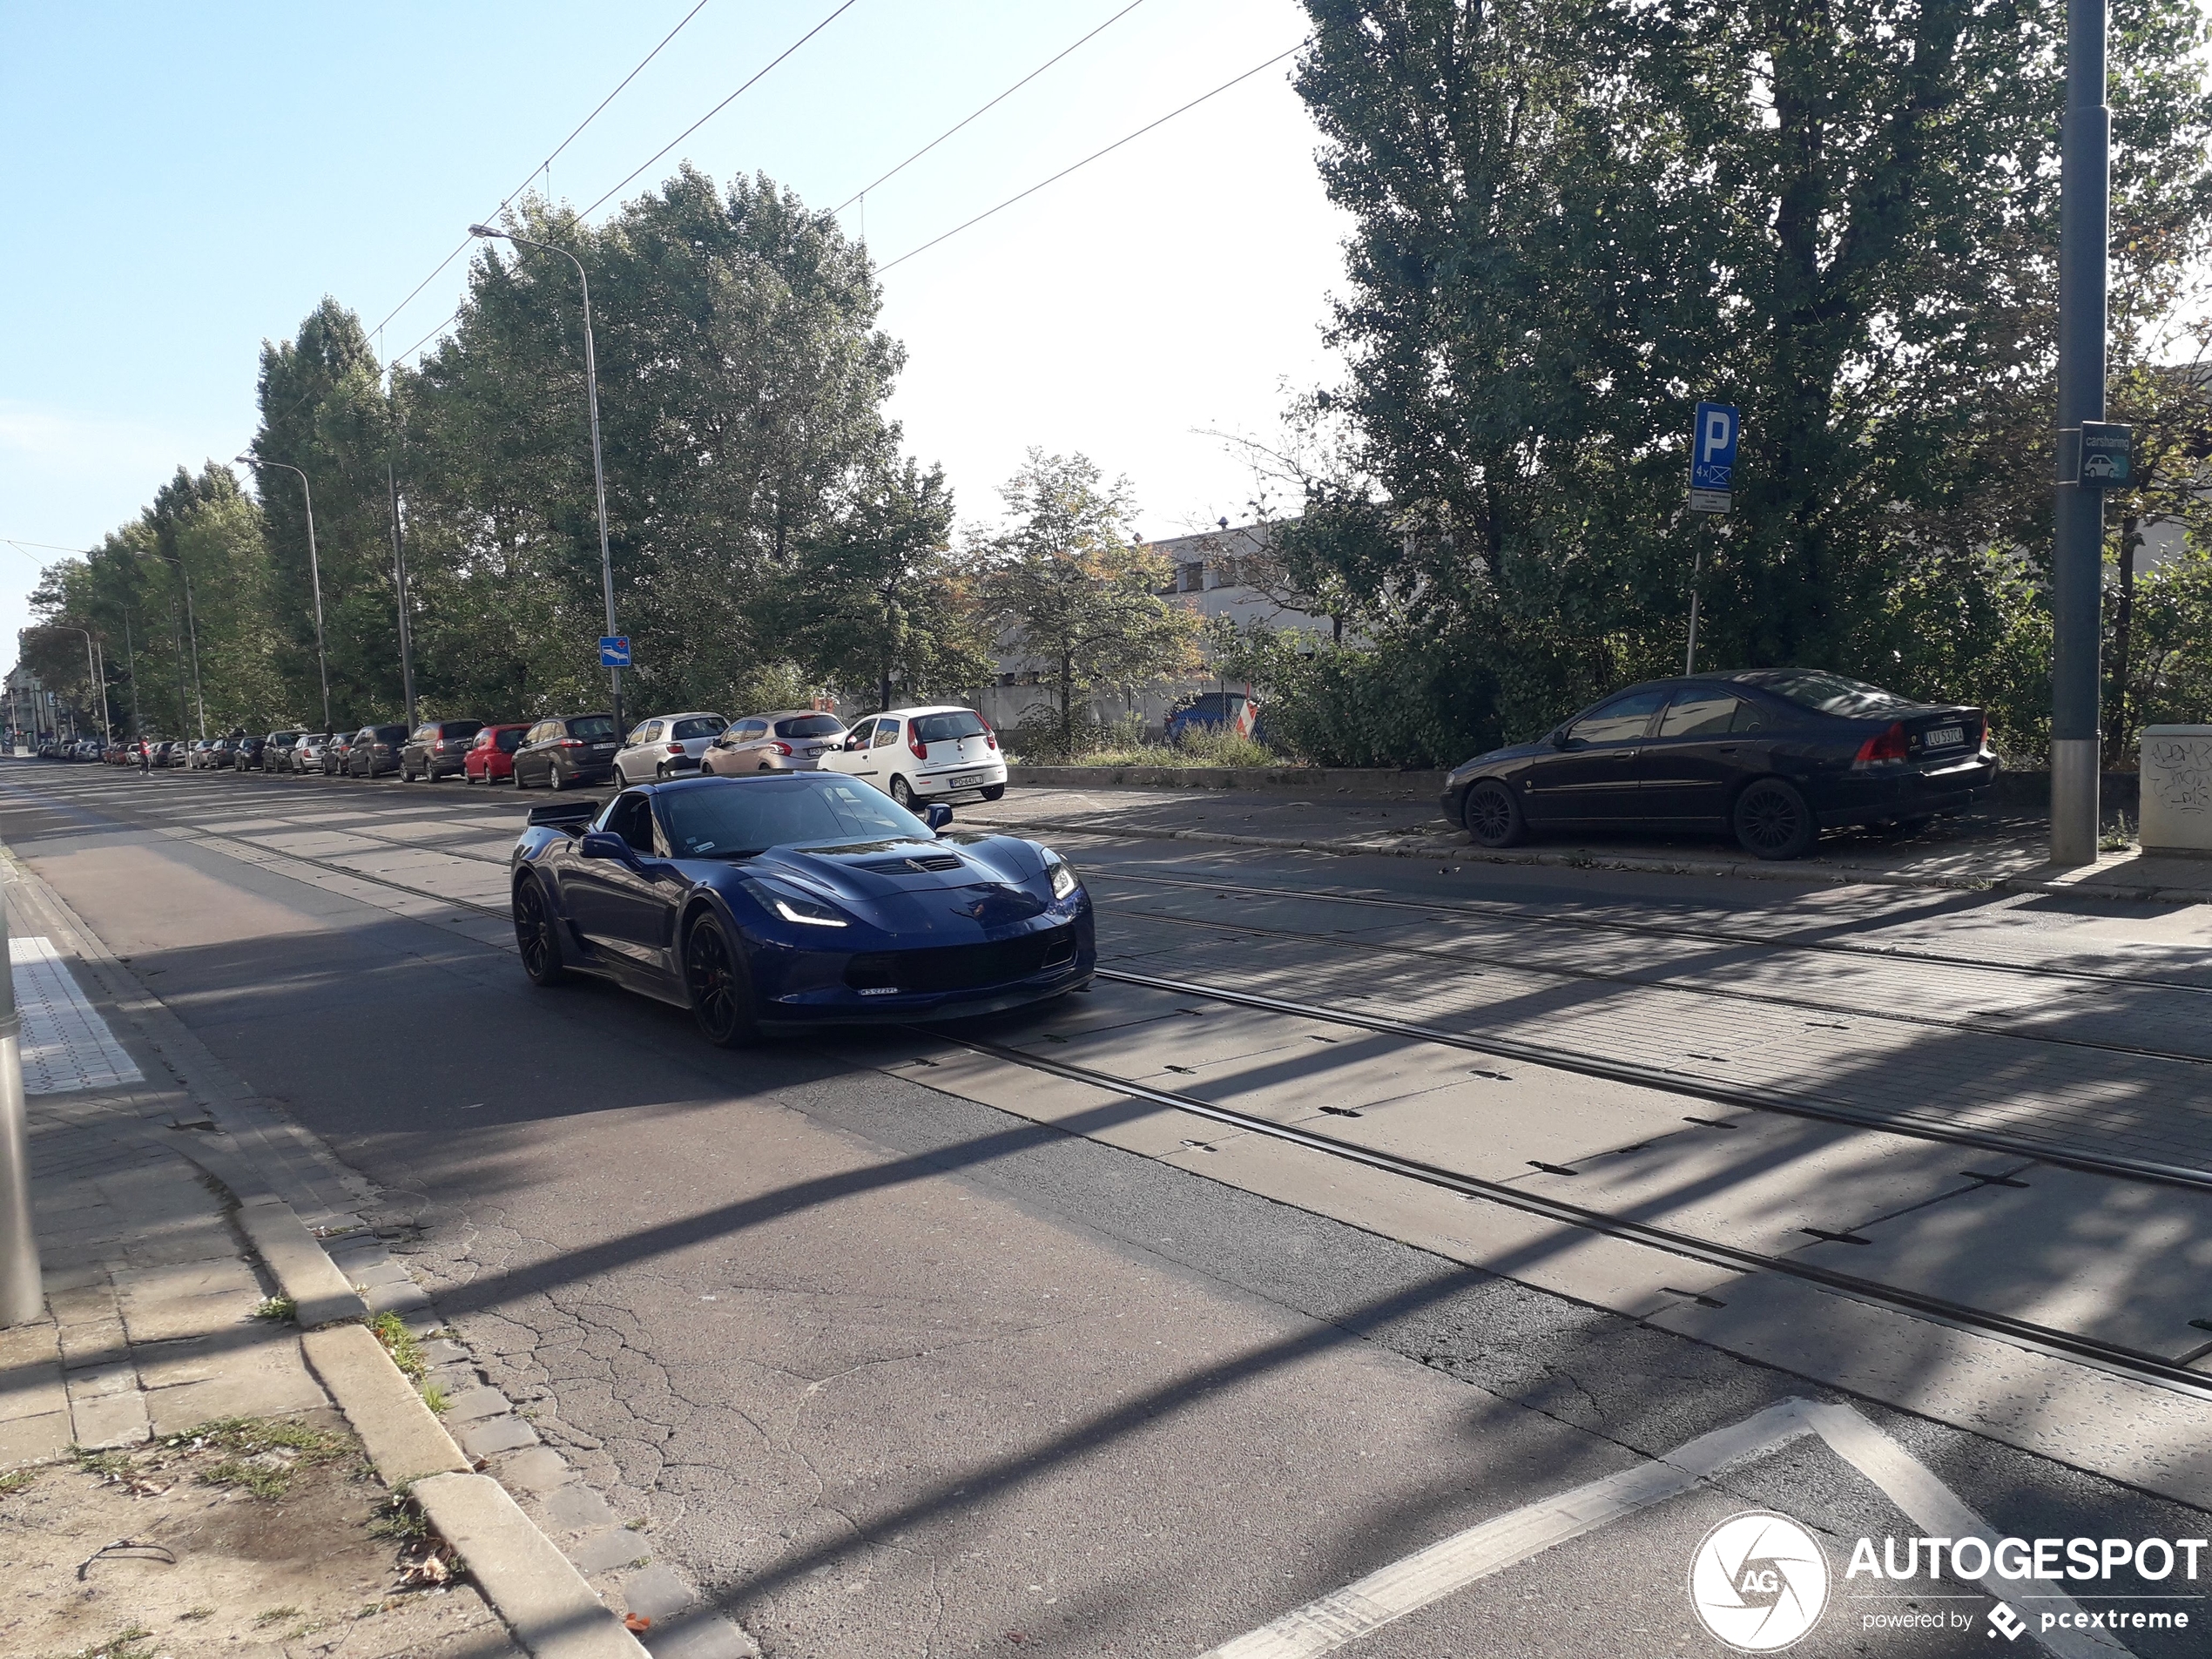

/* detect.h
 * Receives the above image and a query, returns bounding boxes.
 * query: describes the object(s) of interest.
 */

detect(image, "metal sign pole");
[0,877,43,1327]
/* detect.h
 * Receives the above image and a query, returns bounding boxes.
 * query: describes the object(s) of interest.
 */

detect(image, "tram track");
[1100,899,2212,1069]
[1076,865,2212,996]
[938,1028,2212,1404]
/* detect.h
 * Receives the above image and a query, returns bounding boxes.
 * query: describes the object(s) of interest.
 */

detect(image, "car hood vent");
[858,853,965,873]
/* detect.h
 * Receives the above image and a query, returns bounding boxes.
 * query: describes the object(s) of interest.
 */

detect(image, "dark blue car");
[509,772,1095,1045]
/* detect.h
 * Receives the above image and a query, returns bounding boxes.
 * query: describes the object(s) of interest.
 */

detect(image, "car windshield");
[671,717,725,741]
[1750,671,1920,718]
[913,711,988,743]
[776,714,844,738]
[569,715,619,740]
[659,779,929,859]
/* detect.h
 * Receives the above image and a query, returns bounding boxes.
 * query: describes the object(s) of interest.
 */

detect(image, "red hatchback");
[464,723,532,784]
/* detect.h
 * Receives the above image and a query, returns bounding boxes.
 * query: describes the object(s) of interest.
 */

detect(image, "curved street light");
[469,223,623,729]
[26,623,107,743]
[237,455,333,735]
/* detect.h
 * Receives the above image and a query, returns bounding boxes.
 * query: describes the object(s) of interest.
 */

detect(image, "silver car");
[700,709,848,775]
[614,711,727,783]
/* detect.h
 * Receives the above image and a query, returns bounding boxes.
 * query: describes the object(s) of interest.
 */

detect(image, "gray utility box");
[2140,725,2212,854]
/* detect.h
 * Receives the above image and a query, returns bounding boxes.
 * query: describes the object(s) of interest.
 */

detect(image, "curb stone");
[0,847,745,1657]
[966,811,2212,906]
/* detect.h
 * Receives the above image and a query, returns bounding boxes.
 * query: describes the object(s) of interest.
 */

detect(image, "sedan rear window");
[776,714,845,739]
[671,717,726,741]
[1752,671,1919,718]
[661,779,925,858]
[568,715,619,740]
[913,711,988,744]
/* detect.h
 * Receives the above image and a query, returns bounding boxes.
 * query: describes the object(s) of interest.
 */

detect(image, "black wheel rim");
[1468,786,1513,844]
[515,881,554,977]
[685,921,740,1041]
[1742,786,1800,852]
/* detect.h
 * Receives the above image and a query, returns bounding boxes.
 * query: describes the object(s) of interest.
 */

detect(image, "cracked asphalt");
[7,761,2209,1658]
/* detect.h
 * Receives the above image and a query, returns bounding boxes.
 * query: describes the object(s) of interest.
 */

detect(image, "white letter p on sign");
[1703,409,1733,462]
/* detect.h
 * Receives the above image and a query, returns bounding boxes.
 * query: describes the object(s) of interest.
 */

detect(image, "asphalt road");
[9,759,2211,1659]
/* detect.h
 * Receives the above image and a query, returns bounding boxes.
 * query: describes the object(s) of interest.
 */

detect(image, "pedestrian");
[138,738,152,775]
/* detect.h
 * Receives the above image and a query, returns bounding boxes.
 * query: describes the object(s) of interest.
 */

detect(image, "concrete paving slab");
[492,1443,576,1494]
[442,1384,519,1423]
[1649,1272,2212,1513]
[0,1322,67,1424]
[0,1407,71,1465]
[144,1338,327,1434]
[570,1527,652,1574]
[1796,1163,2212,1359]
[459,1413,541,1459]
[69,1383,148,1447]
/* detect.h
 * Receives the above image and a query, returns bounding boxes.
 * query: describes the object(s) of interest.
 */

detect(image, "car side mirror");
[577,831,630,861]
[1551,729,1574,749]
[925,804,953,833]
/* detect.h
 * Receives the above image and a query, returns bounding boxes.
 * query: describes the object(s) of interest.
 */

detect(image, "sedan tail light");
[556,738,584,749]
[1853,722,1910,767]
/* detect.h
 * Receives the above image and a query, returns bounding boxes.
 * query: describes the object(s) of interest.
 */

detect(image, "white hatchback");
[615,711,727,783]
[819,705,1007,810]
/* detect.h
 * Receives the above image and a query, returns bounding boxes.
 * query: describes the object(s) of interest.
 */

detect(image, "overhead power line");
[369,0,715,350]
[833,0,1149,215]
[877,42,1305,275]
[580,0,862,218]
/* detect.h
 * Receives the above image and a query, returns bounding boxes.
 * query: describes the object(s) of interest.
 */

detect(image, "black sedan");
[1442,670,1998,860]
[509,772,1095,1046]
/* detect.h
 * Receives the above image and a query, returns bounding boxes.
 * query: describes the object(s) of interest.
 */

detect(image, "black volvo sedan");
[1441,670,1999,860]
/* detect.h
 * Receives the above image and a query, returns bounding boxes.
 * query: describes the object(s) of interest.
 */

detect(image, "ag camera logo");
[1689,1511,1831,1651]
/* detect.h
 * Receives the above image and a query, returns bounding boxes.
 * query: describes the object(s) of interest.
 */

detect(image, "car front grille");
[844,924,1077,994]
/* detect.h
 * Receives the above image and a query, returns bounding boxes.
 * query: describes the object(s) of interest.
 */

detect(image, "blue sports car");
[509,772,1095,1045]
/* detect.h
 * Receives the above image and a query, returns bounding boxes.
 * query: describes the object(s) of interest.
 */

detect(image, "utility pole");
[121,609,141,741]
[388,462,417,730]
[0,873,39,1327]
[2050,0,2112,866]
[239,457,333,736]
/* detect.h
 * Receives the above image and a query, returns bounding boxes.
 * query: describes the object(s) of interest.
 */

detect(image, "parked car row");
[107,703,1012,813]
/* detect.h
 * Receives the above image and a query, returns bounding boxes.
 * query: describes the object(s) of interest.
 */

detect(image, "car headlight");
[741,880,850,928]
[1046,857,1080,900]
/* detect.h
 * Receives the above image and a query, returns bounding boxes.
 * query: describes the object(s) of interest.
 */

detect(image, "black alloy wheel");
[981,784,1006,802]
[1462,779,1526,848]
[683,913,756,1048]
[514,761,533,790]
[890,777,915,809]
[656,763,673,782]
[513,876,568,985]
[1734,777,1818,860]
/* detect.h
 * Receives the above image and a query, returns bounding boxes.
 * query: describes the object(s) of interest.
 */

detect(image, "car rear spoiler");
[526,799,601,832]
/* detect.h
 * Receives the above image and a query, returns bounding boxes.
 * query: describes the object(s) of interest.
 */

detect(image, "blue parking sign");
[1692,402,1739,489]
[599,636,631,668]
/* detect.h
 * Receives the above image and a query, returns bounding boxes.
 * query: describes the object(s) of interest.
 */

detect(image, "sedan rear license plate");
[590,744,616,753]
[805,745,825,759]
[1924,725,1964,749]
[945,771,988,789]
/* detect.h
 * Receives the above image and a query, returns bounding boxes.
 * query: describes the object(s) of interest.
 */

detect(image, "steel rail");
[1097,967,2212,1198]
[1103,900,2212,1069]
[942,1031,2212,1403]
[1076,863,2212,997]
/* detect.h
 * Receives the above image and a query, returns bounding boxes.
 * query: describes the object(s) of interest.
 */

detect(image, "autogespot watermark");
[1688,1513,2208,1650]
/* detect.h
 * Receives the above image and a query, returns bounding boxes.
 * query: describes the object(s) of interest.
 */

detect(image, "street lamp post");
[239,456,333,736]
[33,624,107,743]
[143,552,206,738]
[469,223,623,730]
[2051,0,2113,866]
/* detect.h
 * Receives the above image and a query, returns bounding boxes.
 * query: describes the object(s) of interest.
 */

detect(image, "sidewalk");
[967,784,2212,905]
[0,857,756,1659]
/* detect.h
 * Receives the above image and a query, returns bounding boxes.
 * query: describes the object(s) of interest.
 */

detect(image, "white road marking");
[11,934,143,1094]
[1199,1398,2132,1659]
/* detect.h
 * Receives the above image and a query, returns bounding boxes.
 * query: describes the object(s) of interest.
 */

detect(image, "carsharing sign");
[1690,401,1739,514]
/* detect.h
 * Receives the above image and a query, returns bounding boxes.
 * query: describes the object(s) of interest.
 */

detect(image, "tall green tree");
[976,451,1201,755]
[769,458,989,711]
[1288,0,2212,759]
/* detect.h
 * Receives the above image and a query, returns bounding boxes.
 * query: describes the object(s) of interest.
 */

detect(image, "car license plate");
[946,771,988,789]
[591,744,615,753]
[1925,725,1963,749]
[805,745,824,759]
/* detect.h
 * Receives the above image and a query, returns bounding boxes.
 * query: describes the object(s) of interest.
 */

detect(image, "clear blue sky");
[0,0,1346,663]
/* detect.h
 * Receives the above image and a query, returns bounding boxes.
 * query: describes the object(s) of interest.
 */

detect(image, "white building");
[974,521,1339,738]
